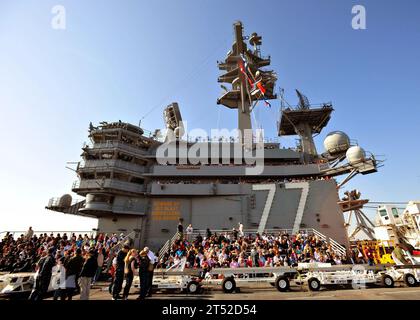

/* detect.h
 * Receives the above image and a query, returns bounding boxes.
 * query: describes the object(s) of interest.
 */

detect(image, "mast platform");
[278,104,333,136]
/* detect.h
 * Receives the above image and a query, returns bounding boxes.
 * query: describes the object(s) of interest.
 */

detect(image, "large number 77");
[252,182,309,234]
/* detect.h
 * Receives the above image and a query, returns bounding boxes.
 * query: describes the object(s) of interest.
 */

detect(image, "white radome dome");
[346,146,366,164]
[58,194,72,208]
[323,131,350,154]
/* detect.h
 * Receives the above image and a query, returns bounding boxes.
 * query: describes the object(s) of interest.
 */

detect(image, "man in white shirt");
[238,222,244,238]
[52,256,66,300]
[25,226,34,240]
[186,224,193,242]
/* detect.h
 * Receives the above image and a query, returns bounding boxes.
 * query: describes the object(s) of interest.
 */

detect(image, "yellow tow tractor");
[359,240,395,265]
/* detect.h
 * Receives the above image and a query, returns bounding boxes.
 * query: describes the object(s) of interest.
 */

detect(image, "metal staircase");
[104,231,137,272]
[158,231,181,262]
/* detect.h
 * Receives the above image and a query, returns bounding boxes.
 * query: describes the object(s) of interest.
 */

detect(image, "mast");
[234,22,252,144]
[217,21,277,148]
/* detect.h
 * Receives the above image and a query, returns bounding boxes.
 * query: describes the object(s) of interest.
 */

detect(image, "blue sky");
[0,0,419,232]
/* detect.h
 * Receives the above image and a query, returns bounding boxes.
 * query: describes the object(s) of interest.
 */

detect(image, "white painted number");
[252,182,309,234]
[252,184,276,234]
[285,182,309,234]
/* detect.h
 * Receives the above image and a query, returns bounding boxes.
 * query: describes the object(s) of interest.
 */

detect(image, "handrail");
[158,231,180,261]
[0,230,139,238]
[312,229,347,257]
[47,198,85,208]
[105,231,137,272]
[188,228,298,237]
[72,179,146,194]
[111,231,136,253]
[79,159,147,174]
[281,102,332,111]
[0,230,97,239]
[84,140,150,155]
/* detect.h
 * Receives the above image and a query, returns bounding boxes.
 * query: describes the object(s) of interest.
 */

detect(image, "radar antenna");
[296,89,310,109]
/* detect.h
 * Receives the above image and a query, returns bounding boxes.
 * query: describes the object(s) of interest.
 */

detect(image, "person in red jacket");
[108,255,116,294]
[363,246,374,265]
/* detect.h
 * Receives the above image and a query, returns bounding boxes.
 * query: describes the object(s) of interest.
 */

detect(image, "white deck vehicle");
[0,269,62,300]
[297,263,389,291]
[0,273,35,299]
[205,266,299,293]
[384,265,420,287]
[133,258,202,294]
[384,252,420,287]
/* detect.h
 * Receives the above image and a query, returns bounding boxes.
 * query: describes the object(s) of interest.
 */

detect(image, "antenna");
[278,87,292,109]
[65,161,78,172]
[296,89,310,109]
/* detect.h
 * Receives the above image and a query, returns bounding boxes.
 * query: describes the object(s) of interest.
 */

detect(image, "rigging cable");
[139,37,230,123]
[216,104,222,131]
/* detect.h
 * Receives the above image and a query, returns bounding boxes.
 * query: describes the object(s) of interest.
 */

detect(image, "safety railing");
[47,198,84,208]
[84,140,150,155]
[158,231,182,262]
[188,228,295,238]
[281,102,333,111]
[72,179,146,194]
[0,230,97,239]
[0,230,136,240]
[311,229,347,257]
[78,159,147,174]
[105,231,137,272]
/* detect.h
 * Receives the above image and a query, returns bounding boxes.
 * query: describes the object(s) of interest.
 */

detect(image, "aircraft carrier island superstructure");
[47,22,378,250]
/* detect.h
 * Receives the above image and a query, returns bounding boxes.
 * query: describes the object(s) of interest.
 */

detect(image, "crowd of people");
[154,176,334,187]
[0,228,127,274]
[158,225,349,274]
[0,228,155,300]
[2,224,404,300]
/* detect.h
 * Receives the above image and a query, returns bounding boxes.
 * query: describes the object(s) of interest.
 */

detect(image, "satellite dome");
[323,131,350,154]
[58,194,72,208]
[346,146,366,164]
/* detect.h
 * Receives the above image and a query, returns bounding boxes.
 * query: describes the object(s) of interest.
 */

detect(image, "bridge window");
[379,209,388,219]
[391,208,399,218]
